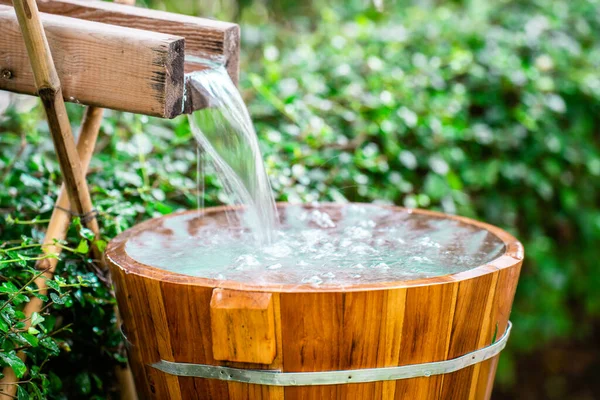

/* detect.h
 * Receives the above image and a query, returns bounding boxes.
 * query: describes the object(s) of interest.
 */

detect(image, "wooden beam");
[0,4,186,117]
[0,0,240,84]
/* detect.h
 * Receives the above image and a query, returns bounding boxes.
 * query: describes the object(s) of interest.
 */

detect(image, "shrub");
[241,0,600,394]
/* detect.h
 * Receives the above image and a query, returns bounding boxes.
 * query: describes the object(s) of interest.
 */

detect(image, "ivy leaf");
[75,240,89,254]
[79,227,95,241]
[0,351,27,378]
[94,239,107,254]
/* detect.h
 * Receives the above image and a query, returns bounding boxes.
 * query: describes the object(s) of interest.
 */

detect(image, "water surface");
[125,204,505,286]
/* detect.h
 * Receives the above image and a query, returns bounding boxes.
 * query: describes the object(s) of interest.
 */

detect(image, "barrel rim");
[105,202,524,293]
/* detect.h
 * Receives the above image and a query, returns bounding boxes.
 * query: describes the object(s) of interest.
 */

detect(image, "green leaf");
[79,227,95,241]
[0,351,27,379]
[45,279,60,292]
[27,327,40,335]
[21,333,39,347]
[50,292,66,305]
[0,282,19,294]
[94,239,107,254]
[0,314,10,333]
[153,201,173,215]
[29,383,43,400]
[75,240,89,254]
[75,372,92,395]
[13,294,30,306]
[30,292,48,302]
[39,338,60,356]
[491,323,499,343]
[31,312,44,327]
[17,385,29,400]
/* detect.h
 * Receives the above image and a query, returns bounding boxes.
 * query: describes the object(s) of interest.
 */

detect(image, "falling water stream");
[186,65,279,244]
[125,63,507,286]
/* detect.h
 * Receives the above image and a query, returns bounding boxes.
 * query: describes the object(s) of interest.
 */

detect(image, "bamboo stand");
[0,0,136,398]
[0,0,240,397]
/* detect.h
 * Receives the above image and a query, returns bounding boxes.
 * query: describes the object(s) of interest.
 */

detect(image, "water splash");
[125,204,506,286]
[186,66,278,243]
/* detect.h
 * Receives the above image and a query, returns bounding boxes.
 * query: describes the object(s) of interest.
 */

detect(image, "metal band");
[150,321,512,386]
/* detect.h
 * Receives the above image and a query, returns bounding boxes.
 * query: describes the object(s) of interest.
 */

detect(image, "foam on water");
[187,66,278,243]
[125,204,506,286]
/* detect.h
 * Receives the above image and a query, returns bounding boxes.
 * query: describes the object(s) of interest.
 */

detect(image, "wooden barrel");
[105,203,523,400]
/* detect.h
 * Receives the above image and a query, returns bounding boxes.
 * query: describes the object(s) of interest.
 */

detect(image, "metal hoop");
[150,321,512,386]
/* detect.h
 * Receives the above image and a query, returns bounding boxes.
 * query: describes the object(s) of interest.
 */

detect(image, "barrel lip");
[105,202,524,293]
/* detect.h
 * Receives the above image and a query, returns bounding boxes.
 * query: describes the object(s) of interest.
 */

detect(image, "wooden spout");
[0,0,240,117]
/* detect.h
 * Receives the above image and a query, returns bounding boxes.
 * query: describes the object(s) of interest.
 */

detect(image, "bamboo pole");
[10,0,100,244]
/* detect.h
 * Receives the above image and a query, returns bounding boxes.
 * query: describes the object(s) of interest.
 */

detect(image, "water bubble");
[263,243,292,258]
[236,254,260,266]
[371,262,390,270]
[302,275,323,286]
[345,226,372,240]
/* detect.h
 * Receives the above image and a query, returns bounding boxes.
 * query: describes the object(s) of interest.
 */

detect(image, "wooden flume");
[0,0,240,84]
[0,5,186,118]
[0,0,240,117]
[105,204,524,399]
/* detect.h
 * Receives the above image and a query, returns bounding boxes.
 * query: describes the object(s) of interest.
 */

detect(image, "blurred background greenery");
[1,0,599,398]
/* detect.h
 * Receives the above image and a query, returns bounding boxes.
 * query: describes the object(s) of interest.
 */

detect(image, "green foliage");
[239,0,600,394]
[0,0,599,398]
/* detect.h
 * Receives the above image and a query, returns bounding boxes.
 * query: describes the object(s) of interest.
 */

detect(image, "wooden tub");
[105,203,523,399]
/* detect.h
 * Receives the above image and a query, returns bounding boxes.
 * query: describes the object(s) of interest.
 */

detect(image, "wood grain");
[104,205,524,399]
[0,0,240,83]
[475,261,523,399]
[394,282,458,399]
[439,272,498,399]
[210,289,276,364]
[162,283,230,399]
[0,4,185,117]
